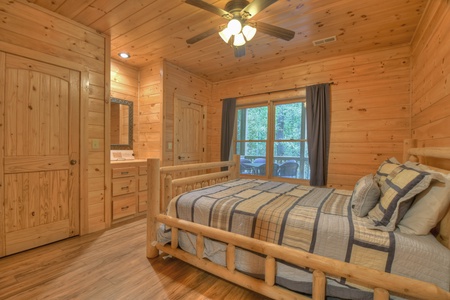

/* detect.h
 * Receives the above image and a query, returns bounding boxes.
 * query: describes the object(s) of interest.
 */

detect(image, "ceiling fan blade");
[255,21,295,41]
[241,0,278,19]
[234,45,246,58]
[186,27,219,44]
[185,0,233,19]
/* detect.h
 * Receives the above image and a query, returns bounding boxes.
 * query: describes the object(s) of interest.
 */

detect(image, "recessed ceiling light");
[118,52,131,59]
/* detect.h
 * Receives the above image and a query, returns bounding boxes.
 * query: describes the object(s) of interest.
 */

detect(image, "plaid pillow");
[374,157,401,185]
[367,164,433,231]
[351,174,381,217]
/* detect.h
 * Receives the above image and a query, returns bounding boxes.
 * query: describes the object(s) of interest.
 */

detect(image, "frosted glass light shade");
[118,52,131,59]
[227,19,242,35]
[219,27,232,43]
[233,33,246,46]
[242,25,256,41]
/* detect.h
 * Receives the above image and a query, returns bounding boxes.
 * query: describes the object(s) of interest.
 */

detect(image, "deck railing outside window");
[239,156,310,180]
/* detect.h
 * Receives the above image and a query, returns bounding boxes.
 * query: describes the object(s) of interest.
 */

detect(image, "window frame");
[234,97,309,184]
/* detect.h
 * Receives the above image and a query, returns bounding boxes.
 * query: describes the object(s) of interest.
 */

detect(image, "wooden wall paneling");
[411,9,450,111]
[162,61,212,166]
[0,51,5,256]
[0,4,104,74]
[210,45,411,189]
[410,0,448,58]
[86,63,106,233]
[137,61,163,160]
[410,0,450,155]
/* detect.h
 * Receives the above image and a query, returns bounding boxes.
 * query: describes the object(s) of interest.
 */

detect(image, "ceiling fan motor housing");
[225,0,250,16]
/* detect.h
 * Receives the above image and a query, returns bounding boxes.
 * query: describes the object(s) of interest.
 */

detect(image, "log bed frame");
[146,140,450,300]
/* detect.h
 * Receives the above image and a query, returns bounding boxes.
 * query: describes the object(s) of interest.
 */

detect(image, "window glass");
[237,107,268,140]
[235,100,308,180]
[275,102,303,140]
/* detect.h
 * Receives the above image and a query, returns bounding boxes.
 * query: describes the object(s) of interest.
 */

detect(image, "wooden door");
[1,54,80,256]
[174,96,206,165]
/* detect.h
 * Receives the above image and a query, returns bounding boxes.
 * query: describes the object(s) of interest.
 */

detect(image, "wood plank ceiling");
[29,0,428,82]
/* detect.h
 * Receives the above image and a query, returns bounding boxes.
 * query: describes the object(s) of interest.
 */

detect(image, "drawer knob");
[121,206,129,211]
[70,159,77,165]
[121,186,129,190]
[121,171,129,175]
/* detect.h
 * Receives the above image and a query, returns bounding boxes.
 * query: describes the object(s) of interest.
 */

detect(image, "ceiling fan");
[185,0,295,58]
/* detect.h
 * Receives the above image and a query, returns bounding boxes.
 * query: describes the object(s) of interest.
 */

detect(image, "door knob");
[70,160,77,165]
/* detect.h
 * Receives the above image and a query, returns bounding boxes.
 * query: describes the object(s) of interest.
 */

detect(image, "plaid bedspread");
[163,179,450,299]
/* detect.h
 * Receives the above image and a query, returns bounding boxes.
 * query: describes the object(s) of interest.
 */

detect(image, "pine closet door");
[174,96,206,166]
[1,53,80,256]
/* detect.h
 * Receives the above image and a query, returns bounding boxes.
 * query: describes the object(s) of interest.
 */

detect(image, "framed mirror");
[110,97,133,150]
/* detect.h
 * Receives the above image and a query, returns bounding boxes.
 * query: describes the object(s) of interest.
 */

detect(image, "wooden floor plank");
[0,216,270,300]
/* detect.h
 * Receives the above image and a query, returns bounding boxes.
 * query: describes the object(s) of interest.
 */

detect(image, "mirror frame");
[110,97,133,150]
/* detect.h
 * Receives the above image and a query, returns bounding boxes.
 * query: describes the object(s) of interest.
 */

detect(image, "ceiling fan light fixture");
[227,19,242,35]
[219,27,232,43]
[233,33,246,46]
[242,25,256,41]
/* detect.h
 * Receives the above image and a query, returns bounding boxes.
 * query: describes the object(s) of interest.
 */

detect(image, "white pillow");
[398,165,450,235]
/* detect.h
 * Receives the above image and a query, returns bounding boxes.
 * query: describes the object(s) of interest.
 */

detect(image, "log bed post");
[403,138,417,163]
[231,154,240,179]
[147,158,160,258]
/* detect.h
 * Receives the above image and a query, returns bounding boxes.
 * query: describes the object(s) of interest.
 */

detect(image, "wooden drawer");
[139,165,147,175]
[138,175,148,191]
[113,195,136,220]
[138,191,147,213]
[112,178,136,196]
[112,167,137,179]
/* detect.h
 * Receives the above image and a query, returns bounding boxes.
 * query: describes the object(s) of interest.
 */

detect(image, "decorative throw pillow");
[351,174,381,217]
[398,167,450,235]
[367,164,433,231]
[374,157,401,185]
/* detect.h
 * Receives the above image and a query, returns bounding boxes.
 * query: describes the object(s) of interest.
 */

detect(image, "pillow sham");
[398,166,450,235]
[367,164,433,231]
[351,174,380,217]
[374,157,401,185]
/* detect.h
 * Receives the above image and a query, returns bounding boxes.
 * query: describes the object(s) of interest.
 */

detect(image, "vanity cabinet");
[111,160,148,221]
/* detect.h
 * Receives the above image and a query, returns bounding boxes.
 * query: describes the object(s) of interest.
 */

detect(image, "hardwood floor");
[0,216,270,300]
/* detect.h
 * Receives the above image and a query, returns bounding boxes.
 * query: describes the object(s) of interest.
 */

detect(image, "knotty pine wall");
[209,45,412,190]
[410,0,450,170]
[137,61,163,160]
[0,0,109,233]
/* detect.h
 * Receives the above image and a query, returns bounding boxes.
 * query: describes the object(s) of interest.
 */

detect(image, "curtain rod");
[220,82,335,101]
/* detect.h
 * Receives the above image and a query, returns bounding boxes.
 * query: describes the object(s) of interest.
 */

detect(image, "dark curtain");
[306,84,331,186]
[220,98,237,167]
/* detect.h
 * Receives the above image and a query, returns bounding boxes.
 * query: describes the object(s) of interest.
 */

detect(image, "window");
[235,100,309,180]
